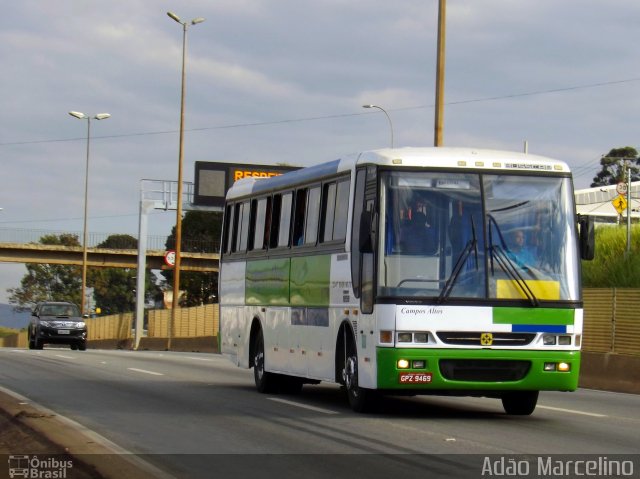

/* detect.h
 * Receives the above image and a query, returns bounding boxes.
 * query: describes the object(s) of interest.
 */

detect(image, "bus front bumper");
[376,348,580,392]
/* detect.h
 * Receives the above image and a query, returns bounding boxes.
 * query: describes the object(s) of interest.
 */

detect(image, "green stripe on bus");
[290,255,331,306]
[492,307,574,325]
[246,258,290,305]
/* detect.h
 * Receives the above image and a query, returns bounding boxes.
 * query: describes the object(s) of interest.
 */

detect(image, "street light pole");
[362,104,394,148]
[167,12,205,349]
[68,111,111,316]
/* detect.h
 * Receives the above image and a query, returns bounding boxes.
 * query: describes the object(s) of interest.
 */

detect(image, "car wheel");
[78,342,87,351]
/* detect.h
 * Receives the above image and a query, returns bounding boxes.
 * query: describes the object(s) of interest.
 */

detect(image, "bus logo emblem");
[480,333,493,346]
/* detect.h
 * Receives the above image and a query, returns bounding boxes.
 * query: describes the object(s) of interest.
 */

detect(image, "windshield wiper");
[486,214,539,307]
[438,216,478,304]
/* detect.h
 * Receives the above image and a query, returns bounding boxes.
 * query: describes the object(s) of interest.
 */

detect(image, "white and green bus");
[219,147,594,414]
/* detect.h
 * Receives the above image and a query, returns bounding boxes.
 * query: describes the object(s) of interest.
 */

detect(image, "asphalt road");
[1,348,638,478]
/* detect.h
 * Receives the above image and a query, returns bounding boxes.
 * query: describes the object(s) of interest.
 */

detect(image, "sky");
[1,0,639,303]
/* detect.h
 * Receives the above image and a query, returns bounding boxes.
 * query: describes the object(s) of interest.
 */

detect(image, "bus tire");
[253,329,278,393]
[343,335,375,412]
[501,391,539,415]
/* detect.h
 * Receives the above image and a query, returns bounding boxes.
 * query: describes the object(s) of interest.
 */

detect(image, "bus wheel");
[253,329,277,393]
[501,391,539,415]
[343,342,374,412]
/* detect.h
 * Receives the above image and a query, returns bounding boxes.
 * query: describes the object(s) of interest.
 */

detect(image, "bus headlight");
[542,334,573,346]
[558,336,572,346]
[544,362,571,372]
[397,359,410,369]
[398,333,412,343]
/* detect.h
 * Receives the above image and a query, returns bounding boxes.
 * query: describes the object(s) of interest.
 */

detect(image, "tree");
[88,234,162,314]
[162,211,222,307]
[590,147,640,187]
[8,234,82,311]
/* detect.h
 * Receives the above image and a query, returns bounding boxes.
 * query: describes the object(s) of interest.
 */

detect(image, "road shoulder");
[0,387,173,479]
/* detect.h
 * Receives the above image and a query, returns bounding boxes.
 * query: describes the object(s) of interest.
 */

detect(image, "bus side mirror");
[359,210,376,253]
[578,215,595,260]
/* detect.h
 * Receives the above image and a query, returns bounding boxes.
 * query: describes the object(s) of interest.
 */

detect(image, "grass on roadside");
[581,224,640,287]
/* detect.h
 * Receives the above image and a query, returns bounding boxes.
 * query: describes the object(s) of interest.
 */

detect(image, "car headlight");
[40,320,52,327]
[75,322,86,328]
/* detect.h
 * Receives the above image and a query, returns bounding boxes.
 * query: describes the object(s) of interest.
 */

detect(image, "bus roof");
[225,146,571,200]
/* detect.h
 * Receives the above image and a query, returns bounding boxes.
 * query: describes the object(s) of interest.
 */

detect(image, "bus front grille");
[436,331,536,346]
[439,359,531,382]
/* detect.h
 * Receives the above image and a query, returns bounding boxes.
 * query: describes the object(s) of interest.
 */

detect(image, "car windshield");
[40,304,80,317]
[378,171,580,302]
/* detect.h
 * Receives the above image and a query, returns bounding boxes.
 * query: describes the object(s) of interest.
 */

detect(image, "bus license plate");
[399,372,432,384]
[58,330,70,335]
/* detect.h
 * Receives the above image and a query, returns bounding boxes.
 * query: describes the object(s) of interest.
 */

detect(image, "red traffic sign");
[164,250,176,267]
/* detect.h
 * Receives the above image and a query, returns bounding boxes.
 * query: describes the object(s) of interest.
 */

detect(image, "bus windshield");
[379,171,580,302]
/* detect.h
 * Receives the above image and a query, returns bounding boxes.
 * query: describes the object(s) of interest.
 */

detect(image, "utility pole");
[434,0,446,146]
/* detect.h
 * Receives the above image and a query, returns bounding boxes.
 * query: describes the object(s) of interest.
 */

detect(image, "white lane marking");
[538,405,607,417]
[55,354,75,359]
[127,368,164,376]
[268,397,339,415]
[185,356,214,361]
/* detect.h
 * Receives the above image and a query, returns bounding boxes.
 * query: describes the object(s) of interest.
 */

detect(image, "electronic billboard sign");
[193,161,299,207]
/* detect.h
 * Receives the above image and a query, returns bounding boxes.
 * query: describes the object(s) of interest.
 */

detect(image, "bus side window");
[263,197,272,250]
[237,201,250,252]
[333,179,350,241]
[270,194,282,248]
[292,188,307,246]
[278,192,293,248]
[230,203,241,253]
[304,186,321,246]
[252,197,268,251]
[320,178,349,243]
[223,204,233,254]
[248,199,258,251]
[321,182,337,243]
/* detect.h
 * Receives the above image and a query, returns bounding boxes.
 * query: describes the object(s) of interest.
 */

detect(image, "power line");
[2,77,639,147]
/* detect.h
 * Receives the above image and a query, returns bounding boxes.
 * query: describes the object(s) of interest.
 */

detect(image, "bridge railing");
[0,227,219,252]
